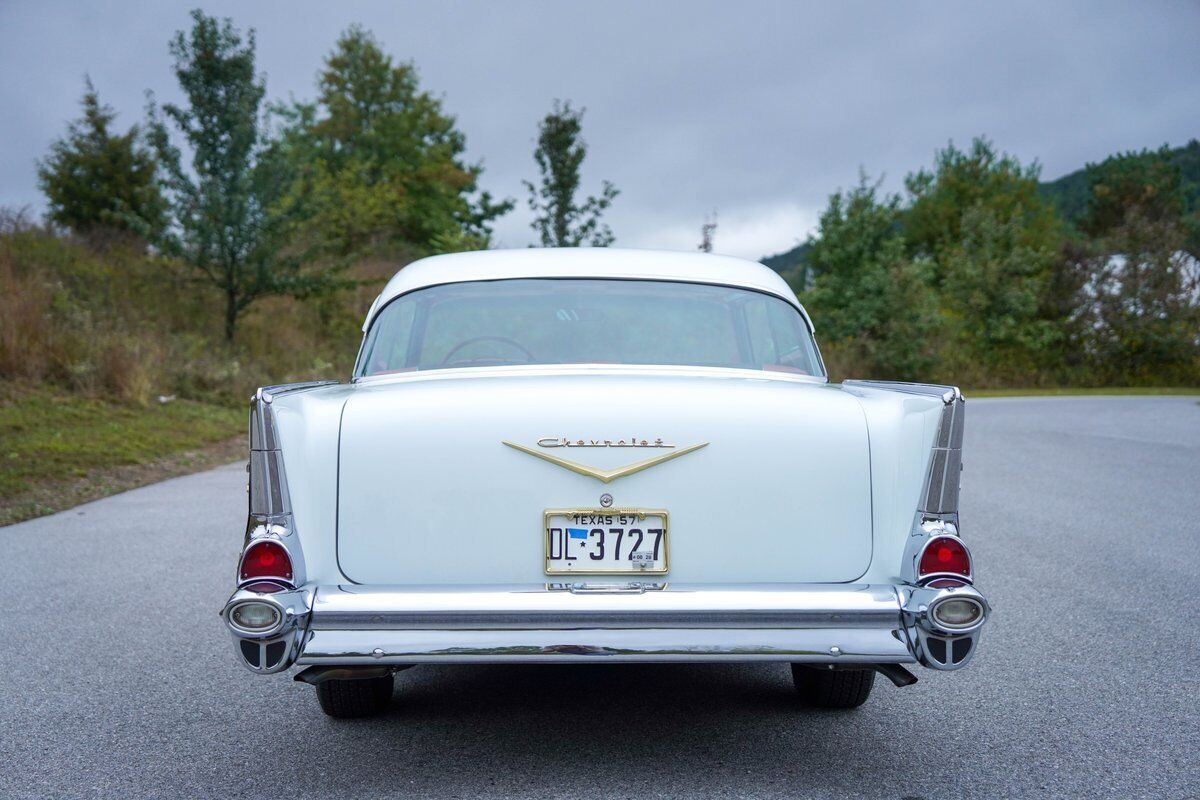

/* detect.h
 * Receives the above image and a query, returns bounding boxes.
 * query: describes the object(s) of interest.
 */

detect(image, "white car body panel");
[264,372,951,587]
[336,367,873,584]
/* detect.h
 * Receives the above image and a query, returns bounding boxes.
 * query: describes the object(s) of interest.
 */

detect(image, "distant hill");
[760,241,810,275]
[760,139,1200,276]
[1037,139,1200,225]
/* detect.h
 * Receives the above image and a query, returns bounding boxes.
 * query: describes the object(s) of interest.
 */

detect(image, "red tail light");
[918,536,971,580]
[239,540,293,582]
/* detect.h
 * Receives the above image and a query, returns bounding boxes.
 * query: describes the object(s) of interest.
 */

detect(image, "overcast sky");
[1,1,1197,259]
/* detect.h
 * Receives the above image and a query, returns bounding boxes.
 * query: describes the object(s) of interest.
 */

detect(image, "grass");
[0,385,243,525]
[966,386,1200,397]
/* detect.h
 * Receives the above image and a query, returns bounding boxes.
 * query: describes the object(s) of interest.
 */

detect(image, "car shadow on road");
[295,662,904,795]
[395,662,798,718]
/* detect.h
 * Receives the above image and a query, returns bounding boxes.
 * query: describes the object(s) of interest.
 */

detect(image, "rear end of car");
[219,251,989,716]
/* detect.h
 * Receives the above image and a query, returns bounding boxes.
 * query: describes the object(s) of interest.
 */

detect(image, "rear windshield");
[355,278,824,377]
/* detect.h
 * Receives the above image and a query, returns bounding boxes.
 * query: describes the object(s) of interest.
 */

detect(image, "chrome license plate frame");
[543,508,669,575]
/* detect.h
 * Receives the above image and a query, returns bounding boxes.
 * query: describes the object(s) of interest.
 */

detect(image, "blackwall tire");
[315,674,394,718]
[791,665,875,709]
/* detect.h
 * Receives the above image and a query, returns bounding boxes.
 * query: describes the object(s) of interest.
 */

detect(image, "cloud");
[2,0,1198,260]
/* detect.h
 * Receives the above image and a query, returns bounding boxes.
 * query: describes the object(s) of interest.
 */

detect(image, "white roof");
[364,248,812,330]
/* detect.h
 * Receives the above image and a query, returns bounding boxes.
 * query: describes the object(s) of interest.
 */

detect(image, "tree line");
[794,139,1199,386]
[36,11,619,340]
[27,10,1200,387]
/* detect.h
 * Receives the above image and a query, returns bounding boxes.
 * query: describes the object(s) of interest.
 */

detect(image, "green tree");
[1082,146,1186,237]
[1083,214,1199,383]
[37,78,164,240]
[271,26,511,258]
[904,139,1065,378]
[1077,151,1200,382]
[802,176,937,379]
[146,11,342,341]
[524,100,619,247]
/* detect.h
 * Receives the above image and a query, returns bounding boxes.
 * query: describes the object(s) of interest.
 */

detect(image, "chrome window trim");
[350,362,829,388]
[352,277,825,380]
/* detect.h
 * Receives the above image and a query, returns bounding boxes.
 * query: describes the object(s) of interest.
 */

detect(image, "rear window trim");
[352,275,823,380]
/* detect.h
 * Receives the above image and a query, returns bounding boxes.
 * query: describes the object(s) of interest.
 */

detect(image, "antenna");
[698,210,717,253]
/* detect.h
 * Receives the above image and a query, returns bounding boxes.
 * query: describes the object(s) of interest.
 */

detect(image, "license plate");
[544,508,669,574]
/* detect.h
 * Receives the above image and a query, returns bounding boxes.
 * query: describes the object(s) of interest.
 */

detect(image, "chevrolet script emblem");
[502,440,708,483]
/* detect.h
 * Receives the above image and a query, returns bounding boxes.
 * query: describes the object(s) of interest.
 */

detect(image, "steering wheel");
[440,335,536,366]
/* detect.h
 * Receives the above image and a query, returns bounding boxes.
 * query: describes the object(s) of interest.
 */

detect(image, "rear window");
[356,278,823,377]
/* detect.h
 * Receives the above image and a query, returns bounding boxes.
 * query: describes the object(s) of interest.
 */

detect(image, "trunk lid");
[337,369,872,584]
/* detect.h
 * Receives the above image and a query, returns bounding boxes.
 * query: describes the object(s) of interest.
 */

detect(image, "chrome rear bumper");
[299,583,914,665]
[222,582,987,671]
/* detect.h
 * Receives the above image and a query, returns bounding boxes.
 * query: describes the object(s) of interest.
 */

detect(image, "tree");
[524,101,619,247]
[1081,147,1186,237]
[904,139,1066,377]
[802,175,938,379]
[146,11,342,341]
[904,138,1060,284]
[270,27,511,258]
[1076,150,1200,382]
[1083,213,1199,383]
[37,78,164,240]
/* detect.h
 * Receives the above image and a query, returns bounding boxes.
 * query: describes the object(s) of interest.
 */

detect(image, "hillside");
[1038,139,1200,224]
[760,241,810,275]
[760,139,1200,274]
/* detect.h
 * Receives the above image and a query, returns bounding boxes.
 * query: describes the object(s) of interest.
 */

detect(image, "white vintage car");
[221,248,988,717]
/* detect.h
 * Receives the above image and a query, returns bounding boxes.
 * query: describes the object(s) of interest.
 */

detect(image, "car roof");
[364,248,813,331]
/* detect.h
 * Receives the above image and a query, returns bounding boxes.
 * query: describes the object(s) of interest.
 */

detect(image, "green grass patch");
[0,387,242,501]
[965,386,1200,398]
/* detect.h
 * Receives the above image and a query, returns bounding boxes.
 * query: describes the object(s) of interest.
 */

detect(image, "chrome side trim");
[921,390,965,516]
[842,379,962,405]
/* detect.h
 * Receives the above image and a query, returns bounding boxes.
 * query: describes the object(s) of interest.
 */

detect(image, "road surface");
[1,396,1198,799]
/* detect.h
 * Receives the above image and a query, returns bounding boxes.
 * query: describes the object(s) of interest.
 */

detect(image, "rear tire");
[315,674,394,718]
[791,664,874,709]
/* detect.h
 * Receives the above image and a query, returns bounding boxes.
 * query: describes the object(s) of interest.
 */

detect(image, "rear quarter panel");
[271,387,354,584]
[842,386,946,582]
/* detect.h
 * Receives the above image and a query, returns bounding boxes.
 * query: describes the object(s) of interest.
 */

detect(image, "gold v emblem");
[502,441,708,484]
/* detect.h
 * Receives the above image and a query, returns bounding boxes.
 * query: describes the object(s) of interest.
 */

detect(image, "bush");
[0,222,371,406]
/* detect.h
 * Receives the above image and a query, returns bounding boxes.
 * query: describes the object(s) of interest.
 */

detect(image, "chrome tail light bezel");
[237,537,297,586]
[915,533,975,583]
[226,598,286,637]
[928,594,985,631]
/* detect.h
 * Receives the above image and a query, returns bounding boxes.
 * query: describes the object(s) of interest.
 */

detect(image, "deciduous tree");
[802,175,937,379]
[904,139,1065,377]
[1077,151,1200,382]
[270,27,511,258]
[524,101,618,247]
[146,11,343,341]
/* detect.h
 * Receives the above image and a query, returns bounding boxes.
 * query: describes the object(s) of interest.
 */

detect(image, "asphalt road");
[2,396,1198,799]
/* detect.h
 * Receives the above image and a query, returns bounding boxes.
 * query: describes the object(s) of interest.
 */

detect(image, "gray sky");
[1,1,1197,259]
